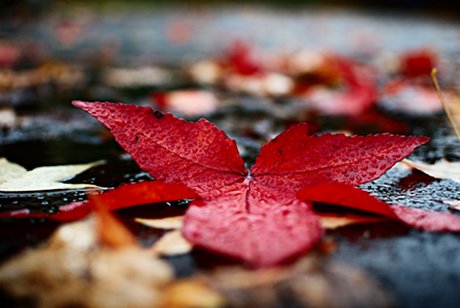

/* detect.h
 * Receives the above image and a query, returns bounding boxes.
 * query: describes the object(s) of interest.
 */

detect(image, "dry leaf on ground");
[0,217,173,308]
[187,255,393,308]
[0,157,26,184]
[135,216,184,230]
[443,200,460,212]
[150,230,193,256]
[136,217,191,256]
[0,159,103,191]
[318,214,389,229]
[404,158,460,183]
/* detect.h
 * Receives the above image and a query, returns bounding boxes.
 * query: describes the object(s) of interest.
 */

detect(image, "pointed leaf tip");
[73,101,247,194]
[298,182,460,232]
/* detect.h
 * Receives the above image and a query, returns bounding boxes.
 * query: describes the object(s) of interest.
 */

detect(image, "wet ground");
[1,4,460,307]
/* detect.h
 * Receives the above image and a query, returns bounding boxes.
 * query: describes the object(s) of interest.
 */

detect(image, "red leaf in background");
[344,110,409,134]
[0,181,198,221]
[298,183,460,232]
[304,58,377,115]
[73,101,431,267]
[399,49,436,78]
[381,79,443,115]
[0,43,21,67]
[89,181,199,211]
[152,90,218,116]
[226,40,264,76]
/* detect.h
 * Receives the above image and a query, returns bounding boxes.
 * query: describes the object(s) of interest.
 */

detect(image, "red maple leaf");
[69,101,448,267]
[4,101,460,267]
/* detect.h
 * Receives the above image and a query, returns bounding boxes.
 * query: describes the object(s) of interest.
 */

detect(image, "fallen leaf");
[381,80,444,115]
[404,158,460,183]
[445,94,460,139]
[135,216,184,229]
[103,66,173,88]
[73,101,247,195]
[0,108,17,128]
[399,49,436,78]
[0,181,199,221]
[91,193,137,248]
[198,256,393,308]
[431,68,460,139]
[188,59,222,84]
[0,157,26,184]
[302,58,377,115]
[318,214,388,230]
[74,101,429,267]
[160,280,225,308]
[443,200,460,212]
[298,183,460,232]
[0,216,173,308]
[0,160,102,192]
[153,90,218,116]
[150,230,193,256]
[0,43,21,67]
[226,40,264,76]
[0,62,84,90]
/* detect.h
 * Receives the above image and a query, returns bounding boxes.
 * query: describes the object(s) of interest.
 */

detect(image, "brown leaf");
[91,194,137,248]
[0,218,173,308]
[161,280,225,308]
[318,214,389,230]
[197,255,393,308]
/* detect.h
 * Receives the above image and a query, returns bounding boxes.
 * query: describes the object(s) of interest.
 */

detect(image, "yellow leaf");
[319,214,388,230]
[0,160,103,191]
[0,158,27,184]
[161,280,225,308]
[404,158,460,184]
[443,200,460,212]
[135,216,184,230]
[151,230,192,256]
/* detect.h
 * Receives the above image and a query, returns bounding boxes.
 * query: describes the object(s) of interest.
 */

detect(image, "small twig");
[431,68,460,139]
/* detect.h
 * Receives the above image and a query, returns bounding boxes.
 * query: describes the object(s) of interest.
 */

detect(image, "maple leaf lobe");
[298,183,460,232]
[183,181,323,267]
[251,123,429,194]
[73,101,247,194]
